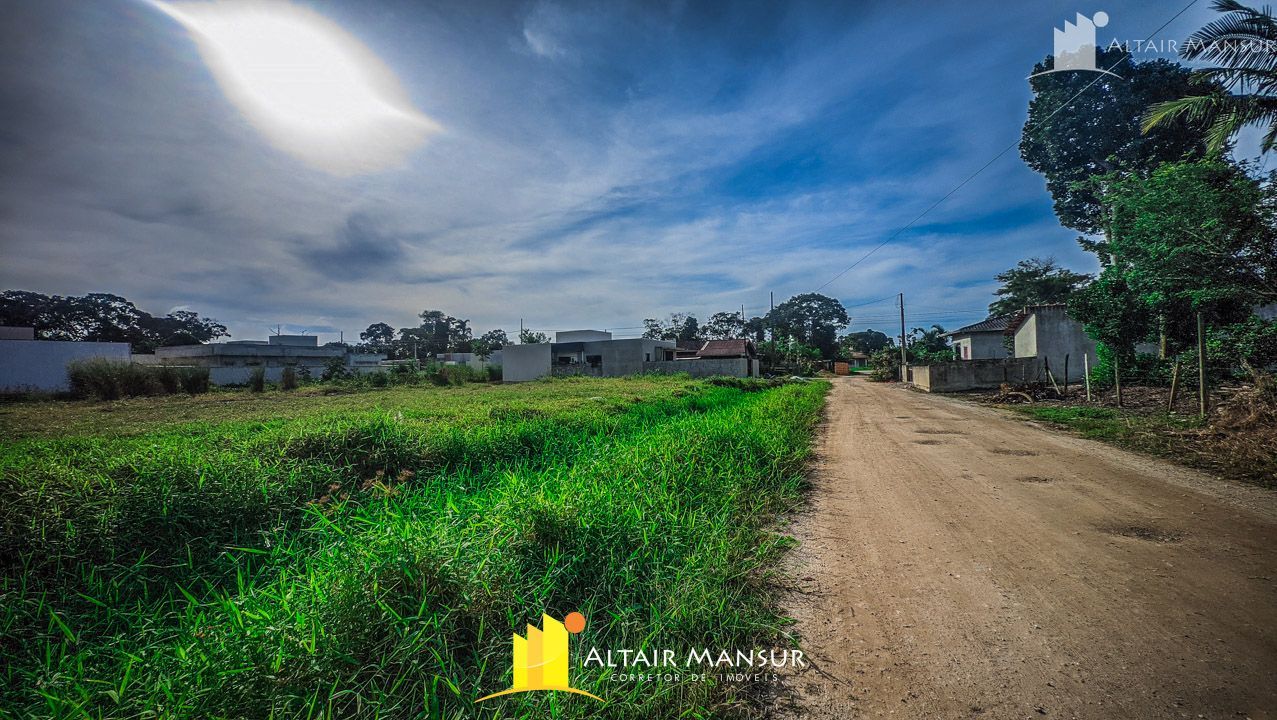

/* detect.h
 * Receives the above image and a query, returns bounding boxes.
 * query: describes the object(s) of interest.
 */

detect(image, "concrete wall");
[910,357,1044,392]
[0,326,35,340]
[504,340,750,381]
[953,332,1009,361]
[1013,307,1096,382]
[0,339,132,392]
[503,344,553,382]
[642,357,754,378]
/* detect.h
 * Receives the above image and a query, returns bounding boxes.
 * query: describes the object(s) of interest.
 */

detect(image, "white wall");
[954,332,1010,360]
[0,340,132,392]
[1013,307,1096,381]
[502,344,552,382]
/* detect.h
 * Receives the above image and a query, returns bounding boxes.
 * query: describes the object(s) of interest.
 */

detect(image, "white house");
[945,317,1013,360]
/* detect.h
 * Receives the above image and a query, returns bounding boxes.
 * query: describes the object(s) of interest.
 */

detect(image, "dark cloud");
[294,213,410,281]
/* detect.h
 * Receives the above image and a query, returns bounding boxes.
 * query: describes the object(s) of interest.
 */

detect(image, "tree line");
[0,291,228,353]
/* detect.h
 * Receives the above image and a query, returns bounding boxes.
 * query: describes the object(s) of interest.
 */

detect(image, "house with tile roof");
[944,316,1013,360]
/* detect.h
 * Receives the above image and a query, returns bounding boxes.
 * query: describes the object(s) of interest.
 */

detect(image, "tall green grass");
[66,359,210,400]
[0,377,827,719]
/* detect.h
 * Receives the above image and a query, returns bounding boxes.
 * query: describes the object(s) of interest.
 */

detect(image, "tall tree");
[1022,49,1209,234]
[702,311,745,339]
[840,329,893,355]
[359,322,396,349]
[1096,158,1276,353]
[416,310,472,353]
[1069,268,1154,371]
[518,328,550,344]
[473,329,508,359]
[1144,0,1277,153]
[0,290,227,352]
[642,312,698,341]
[989,257,1092,316]
[766,293,849,359]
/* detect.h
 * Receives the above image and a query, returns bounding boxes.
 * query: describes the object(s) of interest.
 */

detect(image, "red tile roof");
[697,339,753,357]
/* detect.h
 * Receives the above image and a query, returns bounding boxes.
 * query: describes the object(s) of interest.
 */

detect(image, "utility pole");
[769,292,774,342]
[1197,311,1208,418]
[899,292,907,382]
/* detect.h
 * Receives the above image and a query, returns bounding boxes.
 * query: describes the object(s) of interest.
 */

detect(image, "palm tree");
[1143,0,1277,153]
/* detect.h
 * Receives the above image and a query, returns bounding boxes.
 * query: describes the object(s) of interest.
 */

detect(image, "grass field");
[0,375,828,719]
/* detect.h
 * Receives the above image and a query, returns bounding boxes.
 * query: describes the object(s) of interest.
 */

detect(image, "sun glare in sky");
[151,0,439,175]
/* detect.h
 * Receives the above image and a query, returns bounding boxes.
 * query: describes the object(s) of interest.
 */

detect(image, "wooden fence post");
[1197,312,1208,418]
[1083,353,1091,402]
[1114,354,1123,408]
[1167,360,1180,413]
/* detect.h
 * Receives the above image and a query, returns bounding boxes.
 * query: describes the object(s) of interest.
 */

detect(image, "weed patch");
[0,376,828,718]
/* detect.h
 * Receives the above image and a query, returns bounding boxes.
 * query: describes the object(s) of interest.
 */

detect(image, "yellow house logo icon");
[475,612,602,703]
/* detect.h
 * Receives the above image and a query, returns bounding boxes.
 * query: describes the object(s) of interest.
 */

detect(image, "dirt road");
[778,377,1277,719]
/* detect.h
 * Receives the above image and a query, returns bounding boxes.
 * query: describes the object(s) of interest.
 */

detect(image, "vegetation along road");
[0,376,827,719]
[781,377,1277,719]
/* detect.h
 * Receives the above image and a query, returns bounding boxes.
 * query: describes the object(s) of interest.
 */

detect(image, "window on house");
[586,355,602,368]
[645,353,651,362]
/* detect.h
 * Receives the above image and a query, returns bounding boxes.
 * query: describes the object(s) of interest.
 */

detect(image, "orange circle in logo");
[564,612,586,634]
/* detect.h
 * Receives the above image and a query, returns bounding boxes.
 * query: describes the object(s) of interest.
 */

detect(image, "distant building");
[945,316,1013,360]
[910,305,1098,392]
[1005,304,1095,381]
[135,334,385,385]
[502,330,758,382]
[0,326,131,392]
[437,350,503,369]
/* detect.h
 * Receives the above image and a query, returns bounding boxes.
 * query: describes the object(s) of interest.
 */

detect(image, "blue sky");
[0,0,1244,341]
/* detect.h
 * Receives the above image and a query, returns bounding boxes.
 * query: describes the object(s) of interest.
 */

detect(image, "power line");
[811,0,1201,294]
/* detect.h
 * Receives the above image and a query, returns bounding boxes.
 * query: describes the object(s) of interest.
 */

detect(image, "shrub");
[281,366,298,391]
[867,347,899,382]
[67,360,211,400]
[321,357,351,382]
[704,376,788,391]
[178,367,210,395]
[249,367,266,393]
[67,358,124,400]
[153,367,181,394]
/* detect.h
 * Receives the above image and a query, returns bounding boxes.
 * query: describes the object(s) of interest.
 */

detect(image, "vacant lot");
[0,376,827,719]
